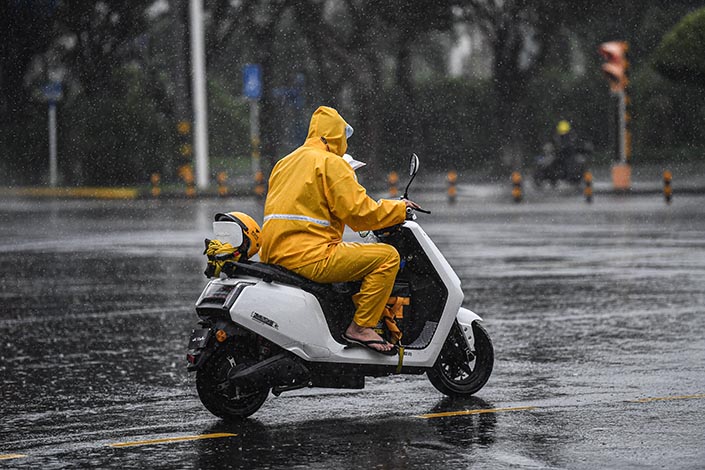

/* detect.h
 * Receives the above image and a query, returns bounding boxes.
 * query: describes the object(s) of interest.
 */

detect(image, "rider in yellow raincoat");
[260,106,418,354]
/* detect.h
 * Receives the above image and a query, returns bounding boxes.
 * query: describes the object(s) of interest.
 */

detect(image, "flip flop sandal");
[342,333,398,356]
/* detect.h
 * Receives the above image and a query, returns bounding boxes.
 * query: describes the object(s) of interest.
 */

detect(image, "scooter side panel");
[229,281,336,359]
[230,281,441,367]
[230,282,394,364]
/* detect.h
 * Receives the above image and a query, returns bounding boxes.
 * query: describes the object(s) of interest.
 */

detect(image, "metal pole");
[618,90,626,164]
[250,99,261,174]
[48,102,58,187]
[190,0,209,190]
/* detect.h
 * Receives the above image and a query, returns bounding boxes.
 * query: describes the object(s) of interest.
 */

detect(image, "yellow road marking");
[108,432,237,448]
[629,393,705,404]
[0,454,27,460]
[416,405,537,419]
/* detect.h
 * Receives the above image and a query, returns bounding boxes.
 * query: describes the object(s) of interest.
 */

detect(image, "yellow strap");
[382,307,402,344]
[386,296,409,318]
[396,346,405,373]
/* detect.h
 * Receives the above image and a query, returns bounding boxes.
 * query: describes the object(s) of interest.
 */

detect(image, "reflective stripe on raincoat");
[260,106,406,269]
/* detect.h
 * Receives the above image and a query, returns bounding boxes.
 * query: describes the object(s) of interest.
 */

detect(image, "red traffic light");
[598,41,628,92]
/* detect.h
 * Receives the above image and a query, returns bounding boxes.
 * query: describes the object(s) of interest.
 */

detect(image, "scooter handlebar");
[406,206,430,220]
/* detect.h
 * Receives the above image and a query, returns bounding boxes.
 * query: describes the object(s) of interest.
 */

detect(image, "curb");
[0,186,258,200]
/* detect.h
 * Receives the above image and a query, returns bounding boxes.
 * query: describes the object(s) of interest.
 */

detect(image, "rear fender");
[186,320,242,371]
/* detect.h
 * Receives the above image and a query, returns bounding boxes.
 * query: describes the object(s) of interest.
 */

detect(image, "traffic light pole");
[611,89,631,191]
[599,41,631,191]
[48,102,58,187]
[618,90,626,164]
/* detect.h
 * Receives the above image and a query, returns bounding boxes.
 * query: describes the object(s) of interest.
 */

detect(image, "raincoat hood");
[305,106,350,156]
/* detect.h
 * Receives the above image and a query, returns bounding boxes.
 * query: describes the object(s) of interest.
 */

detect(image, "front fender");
[456,307,483,350]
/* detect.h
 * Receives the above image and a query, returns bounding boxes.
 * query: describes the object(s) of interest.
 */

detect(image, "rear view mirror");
[409,153,419,177]
[403,153,420,200]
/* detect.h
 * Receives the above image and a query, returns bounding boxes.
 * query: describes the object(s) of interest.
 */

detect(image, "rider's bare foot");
[344,323,393,352]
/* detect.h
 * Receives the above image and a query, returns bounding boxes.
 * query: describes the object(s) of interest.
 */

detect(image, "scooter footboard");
[456,307,483,350]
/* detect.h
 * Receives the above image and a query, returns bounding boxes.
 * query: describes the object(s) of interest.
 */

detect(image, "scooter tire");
[196,346,269,421]
[427,322,494,397]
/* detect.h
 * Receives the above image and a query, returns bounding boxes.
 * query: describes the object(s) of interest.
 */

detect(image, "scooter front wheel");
[427,322,494,397]
[196,346,269,420]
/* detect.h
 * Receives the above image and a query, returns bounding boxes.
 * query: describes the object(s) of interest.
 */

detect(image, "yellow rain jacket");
[260,106,406,269]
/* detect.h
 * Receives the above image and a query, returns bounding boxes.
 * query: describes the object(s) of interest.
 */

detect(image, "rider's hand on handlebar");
[403,198,421,211]
[403,198,430,214]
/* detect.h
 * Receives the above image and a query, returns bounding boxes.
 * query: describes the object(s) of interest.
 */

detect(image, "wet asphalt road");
[1,186,704,469]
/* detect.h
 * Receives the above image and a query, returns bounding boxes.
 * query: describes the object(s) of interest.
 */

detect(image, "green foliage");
[208,79,250,167]
[413,80,496,171]
[524,69,612,153]
[653,7,705,86]
[631,66,705,156]
[61,66,173,186]
[0,102,49,186]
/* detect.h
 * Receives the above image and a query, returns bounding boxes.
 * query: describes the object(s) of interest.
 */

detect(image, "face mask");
[345,124,354,139]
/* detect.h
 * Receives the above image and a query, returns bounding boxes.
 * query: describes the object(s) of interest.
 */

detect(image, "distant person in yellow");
[553,119,576,164]
[260,106,419,355]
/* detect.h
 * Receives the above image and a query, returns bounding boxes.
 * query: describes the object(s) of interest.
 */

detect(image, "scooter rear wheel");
[427,322,494,397]
[196,346,269,420]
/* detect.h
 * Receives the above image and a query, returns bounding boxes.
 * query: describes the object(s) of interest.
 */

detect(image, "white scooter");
[186,155,494,420]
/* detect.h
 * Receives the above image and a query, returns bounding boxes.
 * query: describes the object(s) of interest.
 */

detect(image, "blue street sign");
[42,81,63,103]
[243,64,262,100]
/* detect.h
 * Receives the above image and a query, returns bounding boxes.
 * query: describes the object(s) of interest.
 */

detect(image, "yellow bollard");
[388,171,399,198]
[583,171,593,203]
[217,171,228,197]
[511,171,522,203]
[178,164,196,197]
[447,170,457,203]
[150,173,161,198]
[253,170,266,198]
[663,170,673,204]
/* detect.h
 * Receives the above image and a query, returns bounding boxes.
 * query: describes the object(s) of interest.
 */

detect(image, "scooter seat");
[226,260,355,298]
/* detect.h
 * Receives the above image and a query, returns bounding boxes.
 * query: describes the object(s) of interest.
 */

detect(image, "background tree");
[653,6,705,87]
[2,0,705,187]
[0,0,56,184]
[453,0,566,169]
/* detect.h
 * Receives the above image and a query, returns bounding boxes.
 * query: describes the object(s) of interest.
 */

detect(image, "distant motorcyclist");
[534,120,589,187]
[553,120,577,167]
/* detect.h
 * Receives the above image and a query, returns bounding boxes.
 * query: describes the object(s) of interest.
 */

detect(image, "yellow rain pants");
[292,242,400,328]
